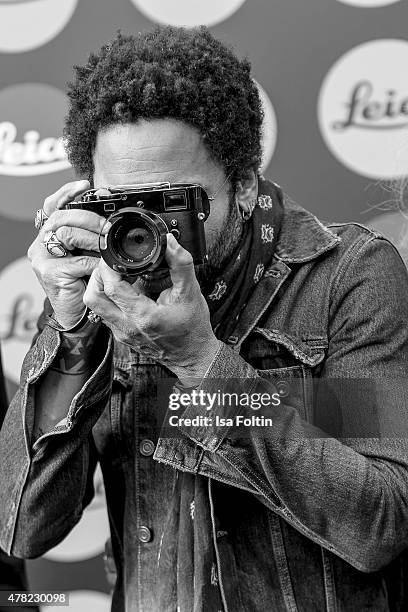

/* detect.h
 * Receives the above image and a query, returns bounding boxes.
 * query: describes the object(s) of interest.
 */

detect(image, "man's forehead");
[93,119,220,184]
[95,120,207,161]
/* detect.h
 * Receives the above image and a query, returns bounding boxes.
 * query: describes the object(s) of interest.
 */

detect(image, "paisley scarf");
[207,178,284,342]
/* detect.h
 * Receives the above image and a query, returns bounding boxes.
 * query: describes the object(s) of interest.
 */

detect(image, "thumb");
[165,233,197,293]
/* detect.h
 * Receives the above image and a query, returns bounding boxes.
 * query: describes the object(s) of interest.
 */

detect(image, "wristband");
[45,307,93,334]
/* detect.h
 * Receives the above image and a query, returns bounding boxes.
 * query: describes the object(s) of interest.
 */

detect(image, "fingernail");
[166,233,178,249]
[101,220,112,233]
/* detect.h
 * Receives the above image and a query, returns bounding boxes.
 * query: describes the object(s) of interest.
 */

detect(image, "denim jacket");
[1,196,408,612]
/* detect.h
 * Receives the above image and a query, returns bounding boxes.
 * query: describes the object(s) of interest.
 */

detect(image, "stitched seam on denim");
[194,376,259,452]
[195,447,206,473]
[276,215,341,263]
[208,478,231,612]
[133,382,142,612]
[197,464,258,493]
[257,365,304,374]
[235,266,291,348]
[301,365,314,424]
[25,332,61,386]
[31,392,110,455]
[327,221,382,238]
[79,438,91,515]
[330,235,378,305]
[276,238,340,264]
[321,549,337,612]
[110,389,125,461]
[3,459,31,555]
[253,328,325,366]
[267,514,298,612]
[68,335,113,409]
[154,448,256,492]
[217,446,284,509]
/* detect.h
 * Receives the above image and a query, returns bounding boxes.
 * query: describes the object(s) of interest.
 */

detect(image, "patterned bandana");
[206,178,284,342]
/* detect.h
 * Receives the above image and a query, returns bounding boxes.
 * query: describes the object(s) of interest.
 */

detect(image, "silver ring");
[34,208,49,231]
[88,310,102,324]
[43,231,68,258]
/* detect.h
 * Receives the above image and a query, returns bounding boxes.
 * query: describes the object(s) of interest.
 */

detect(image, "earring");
[241,197,257,221]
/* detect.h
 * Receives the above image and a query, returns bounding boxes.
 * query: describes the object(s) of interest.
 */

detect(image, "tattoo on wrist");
[50,332,96,375]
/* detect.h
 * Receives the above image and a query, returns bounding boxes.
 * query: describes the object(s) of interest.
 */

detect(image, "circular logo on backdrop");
[0,83,73,221]
[256,81,278,174]
[0,256,45,384]
[130,0,247,27]
[318,39,408,179]
[337,0,400,6]
[0,0,78,53]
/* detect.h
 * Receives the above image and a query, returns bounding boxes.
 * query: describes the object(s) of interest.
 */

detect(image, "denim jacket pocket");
[243,328,327,422]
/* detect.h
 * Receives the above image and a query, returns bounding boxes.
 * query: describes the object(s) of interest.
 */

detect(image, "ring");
[88,310,102,324]
[34,208,49,231]
[43,230,68,258]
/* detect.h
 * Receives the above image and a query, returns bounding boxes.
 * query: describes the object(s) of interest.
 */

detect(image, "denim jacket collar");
[274,196,340,264]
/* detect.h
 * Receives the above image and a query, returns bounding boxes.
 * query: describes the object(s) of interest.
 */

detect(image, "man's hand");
[83,233,220,383]
[28,181,106,329]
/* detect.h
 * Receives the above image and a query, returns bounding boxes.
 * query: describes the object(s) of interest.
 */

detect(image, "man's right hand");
[28,180,106,329]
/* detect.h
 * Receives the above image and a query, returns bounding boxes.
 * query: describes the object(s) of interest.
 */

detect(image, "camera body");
[64,182,210,276]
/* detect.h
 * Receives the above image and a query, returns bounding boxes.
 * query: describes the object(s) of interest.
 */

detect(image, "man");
[1,26,408,612]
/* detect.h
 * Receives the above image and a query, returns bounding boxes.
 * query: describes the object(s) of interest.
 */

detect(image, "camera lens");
[117,223,156,262]
[100,207,168,275]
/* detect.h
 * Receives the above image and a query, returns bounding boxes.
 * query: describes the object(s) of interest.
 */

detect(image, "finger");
[164,233,197,292]
[55,226,100,252]
[30,256,100,290]
[43,180,90,216]
[27,233,50,262]
[42,209,106,236]
[83,267,122,324]
[98,260,154,312]
[56,255,101,279]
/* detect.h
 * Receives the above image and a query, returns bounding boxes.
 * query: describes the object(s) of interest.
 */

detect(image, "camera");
[64,182,210,276]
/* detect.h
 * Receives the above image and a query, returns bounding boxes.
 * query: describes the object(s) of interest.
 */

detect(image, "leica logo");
[332,82,408,131]
[0,294,38,343]
[0,257,45,384]
[318,39,408,179]
[0,121,70,176]
[0,83,73,220]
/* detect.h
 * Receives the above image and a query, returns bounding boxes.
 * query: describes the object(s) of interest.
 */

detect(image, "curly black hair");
[64,26,264,186]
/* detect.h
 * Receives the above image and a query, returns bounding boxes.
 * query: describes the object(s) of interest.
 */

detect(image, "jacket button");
[276,380,290,398]
[268,269,281,278]
[140,439,155,457]
[174,450,184,462]
[138,526,152,543]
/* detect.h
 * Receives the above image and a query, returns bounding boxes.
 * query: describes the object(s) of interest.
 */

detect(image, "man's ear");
[235,169,258,215]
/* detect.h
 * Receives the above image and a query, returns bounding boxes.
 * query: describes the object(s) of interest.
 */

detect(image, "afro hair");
[64,26,264,186]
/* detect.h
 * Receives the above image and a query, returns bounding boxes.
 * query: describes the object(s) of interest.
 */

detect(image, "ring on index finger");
[87,310,102,324]
[34,208,49,231]
[43,230,68,258]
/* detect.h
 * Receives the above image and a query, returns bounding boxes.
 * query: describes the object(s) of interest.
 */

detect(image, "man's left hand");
[83,233,220,384]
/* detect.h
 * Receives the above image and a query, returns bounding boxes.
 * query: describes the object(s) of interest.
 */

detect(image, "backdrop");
[1,1,408,610]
